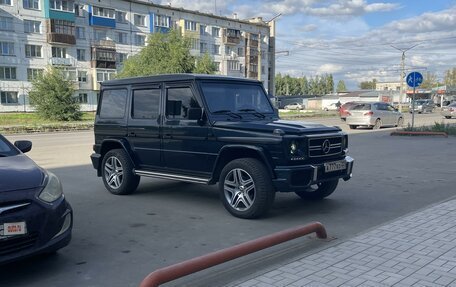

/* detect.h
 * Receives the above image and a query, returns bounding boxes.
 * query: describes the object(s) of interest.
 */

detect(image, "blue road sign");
[406,71,423,88]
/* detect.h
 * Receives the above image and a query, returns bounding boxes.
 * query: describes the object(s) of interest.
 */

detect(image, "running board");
[134,170,210,184]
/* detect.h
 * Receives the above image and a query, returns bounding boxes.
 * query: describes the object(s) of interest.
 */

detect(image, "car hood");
[0,154,45,192]
[213,119,341,135]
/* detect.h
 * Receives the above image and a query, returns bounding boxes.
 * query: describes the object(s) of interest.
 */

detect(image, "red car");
[339,102,360,121]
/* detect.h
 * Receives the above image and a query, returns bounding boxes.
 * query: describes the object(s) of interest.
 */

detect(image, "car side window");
[99,89,127,119]
[166,87,200,120]
[132,89,160,119]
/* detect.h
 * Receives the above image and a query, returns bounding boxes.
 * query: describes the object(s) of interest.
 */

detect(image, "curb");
[390,130,448,137]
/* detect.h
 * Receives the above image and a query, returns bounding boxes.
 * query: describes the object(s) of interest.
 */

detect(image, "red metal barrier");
[139,222,327,287]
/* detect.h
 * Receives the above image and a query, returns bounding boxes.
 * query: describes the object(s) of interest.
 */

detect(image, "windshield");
[200,82,274,114]
[0,135,17,157]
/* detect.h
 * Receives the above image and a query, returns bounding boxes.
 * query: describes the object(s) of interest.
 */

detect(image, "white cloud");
[297,24,318,32]
[317,64,343,74]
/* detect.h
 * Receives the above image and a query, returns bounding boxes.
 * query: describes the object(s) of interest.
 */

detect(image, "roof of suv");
[101,74,260,87]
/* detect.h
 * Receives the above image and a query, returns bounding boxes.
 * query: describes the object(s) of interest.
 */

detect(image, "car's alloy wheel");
[295,179,339,200]
[219,158,275,219]
[101,149,140,195]
[373,119,382,129]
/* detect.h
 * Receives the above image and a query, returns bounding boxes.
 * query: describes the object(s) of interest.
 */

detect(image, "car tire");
[295,179,339,200]
[445,116,451,119]
[349,125,358,129]
[373,119,382,129]
[396,117,404,127]
[101,149,140,195]
[219,158,275,219]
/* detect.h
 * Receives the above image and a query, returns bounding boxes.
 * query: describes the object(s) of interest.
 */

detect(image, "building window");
[225,46,233,56]
[92,6,114,18]
[24,20,41,33]
[238,47,244,57]
[61,68,76,81]
[51,47,66,58]
[261,65,265,74]
[116,52,127,64]
[214,62,220,72]
[189,38,199,50]
[200,42,207,54]
[0,42,14,56]
[93,29,108,41]
[200,24,206,35]
[184,20,196,31]
[0,91,18,104]
[134,14,146,27]
[77,49,85,61]
[134,34,145,46]
[77,71,87,82]
[228,60,240,71]
[0,16,14,31]
[0,0,12,5]
[25,44,42,58]
[212,44,220,55]
[96,69,115,82]
[212,27,220,37]
[23,0,39,9]
[75,26,85,39]
[50,0,74,12]
[74,3,84,16]
[116,32,127,44]
[154,14,169,27]
[116,11,127,23]
[76,93,88,103]
[27,68,43,81]
[0,67,16,80]
[50,19,75,35]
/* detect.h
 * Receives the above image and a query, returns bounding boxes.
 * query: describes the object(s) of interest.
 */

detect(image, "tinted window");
[201,82,273,113]
[166,87,199,120]
[99,89,127,119]
[132,89,160,119]
[352,103,371,110]
[0,135,17,156]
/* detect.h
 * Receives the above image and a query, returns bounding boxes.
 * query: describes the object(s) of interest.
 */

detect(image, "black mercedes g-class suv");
[91,74,354,219]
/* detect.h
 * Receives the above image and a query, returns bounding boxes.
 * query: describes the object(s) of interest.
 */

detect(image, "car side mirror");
[188,107,203,120]
[14,140,32,153]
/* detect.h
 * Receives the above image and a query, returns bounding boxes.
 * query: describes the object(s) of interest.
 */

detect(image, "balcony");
[223,29,241,45]
[47,32,76,45]
[49,57,74,66]
[91,47,116,69]
[92,39,116,49]
[248,39,259,48]
[248,71,258,78]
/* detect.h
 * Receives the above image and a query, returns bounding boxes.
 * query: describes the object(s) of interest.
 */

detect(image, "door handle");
[129,131,136,137]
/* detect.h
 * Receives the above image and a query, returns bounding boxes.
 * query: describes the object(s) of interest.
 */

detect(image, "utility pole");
[391,44,419,112]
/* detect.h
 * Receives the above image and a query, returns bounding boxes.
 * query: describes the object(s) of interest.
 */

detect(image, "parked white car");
[346,102,404,129]
[284,103,304,110]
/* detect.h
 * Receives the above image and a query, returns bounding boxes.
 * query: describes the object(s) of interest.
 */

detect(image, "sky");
[160,0,456,89]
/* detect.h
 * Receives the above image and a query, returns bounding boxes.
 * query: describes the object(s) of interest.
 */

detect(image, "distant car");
[346,102,404,129]
[284,103,304,110]
[441,102,456,119]
[409,99,435,114]
[323,103,339,111]
[0,134,72,265]
[339,102,359,121]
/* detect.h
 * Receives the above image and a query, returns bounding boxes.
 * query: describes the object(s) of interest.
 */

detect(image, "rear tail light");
[364,111,373,116]
[450,108,455,112]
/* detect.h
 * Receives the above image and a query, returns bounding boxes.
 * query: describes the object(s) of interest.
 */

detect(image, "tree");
[299,76,309,95]
[28,66,81,121]
[420,72,439,89]
[194,52,217,74]
[326,74,334,94]
[444,67,456,86]
[117,29,196,78]
[336,80,347,93]
[359,79,377,89]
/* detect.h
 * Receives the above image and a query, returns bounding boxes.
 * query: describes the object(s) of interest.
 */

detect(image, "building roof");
[102,74,260,86]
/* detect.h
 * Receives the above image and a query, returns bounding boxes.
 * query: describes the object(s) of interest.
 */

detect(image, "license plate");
[3,222,27,236]
[324,160,347,173]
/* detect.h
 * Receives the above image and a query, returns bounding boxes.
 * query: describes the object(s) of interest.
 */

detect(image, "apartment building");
[0,0,275,112]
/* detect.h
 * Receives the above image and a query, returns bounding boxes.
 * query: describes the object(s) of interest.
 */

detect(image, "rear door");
[127,85,162,169]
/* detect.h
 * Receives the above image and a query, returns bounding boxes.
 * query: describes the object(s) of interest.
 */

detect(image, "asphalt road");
[2,114,456,287]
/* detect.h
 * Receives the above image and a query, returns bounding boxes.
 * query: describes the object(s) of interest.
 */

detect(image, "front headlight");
[289,140,306,160]
[39,172,63,203]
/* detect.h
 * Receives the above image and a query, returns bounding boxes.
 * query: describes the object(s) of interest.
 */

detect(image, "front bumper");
[0,194,73,265]
[272,156,354,192]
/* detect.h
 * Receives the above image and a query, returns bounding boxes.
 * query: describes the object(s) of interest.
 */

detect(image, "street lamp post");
[391,44,419,112]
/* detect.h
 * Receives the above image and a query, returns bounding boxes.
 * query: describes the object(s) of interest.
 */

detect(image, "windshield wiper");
[212,110,242,119]
[238,109,266,119]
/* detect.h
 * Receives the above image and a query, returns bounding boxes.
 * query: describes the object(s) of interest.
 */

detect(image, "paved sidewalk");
[231,199,456,287]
